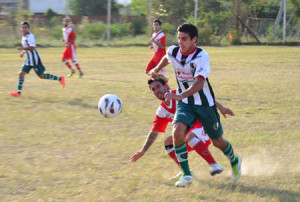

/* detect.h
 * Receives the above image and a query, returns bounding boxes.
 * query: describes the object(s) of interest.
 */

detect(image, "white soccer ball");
[98,94,122,118]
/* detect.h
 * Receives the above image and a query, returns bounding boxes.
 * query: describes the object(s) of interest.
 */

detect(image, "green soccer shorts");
[173,101,223,139]
[21,64,45,76]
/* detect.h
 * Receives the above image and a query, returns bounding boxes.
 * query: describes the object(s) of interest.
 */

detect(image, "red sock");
[75,63,82,73]
[193,141,216,165]
[168,150,180,167]
[64,61,73,70]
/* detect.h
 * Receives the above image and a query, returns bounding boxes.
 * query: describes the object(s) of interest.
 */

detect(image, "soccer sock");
[64,61,74,71]
[44,73,60,81]
[74,62,82,73]
[175,143,191,176]
[188,137,216,165]
[165,145,180,167]
[17,77,24,94]
[223,141,238,166]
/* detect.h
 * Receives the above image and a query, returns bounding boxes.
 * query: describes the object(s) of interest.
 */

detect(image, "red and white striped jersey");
[152,30,166,56]
[152,90,177,132]
[62,26,76,45]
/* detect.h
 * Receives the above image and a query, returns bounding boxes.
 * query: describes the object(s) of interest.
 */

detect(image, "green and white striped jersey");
[22,33,41,66]
[167,45,215,106]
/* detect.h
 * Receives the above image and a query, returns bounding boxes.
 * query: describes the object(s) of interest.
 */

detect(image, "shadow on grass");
[28,97,96,109]
[200,179,300,202]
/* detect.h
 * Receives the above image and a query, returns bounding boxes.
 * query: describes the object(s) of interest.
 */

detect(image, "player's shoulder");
[167,45,179,55]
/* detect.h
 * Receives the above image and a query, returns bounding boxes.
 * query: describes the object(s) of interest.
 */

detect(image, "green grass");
[0,46,299,201]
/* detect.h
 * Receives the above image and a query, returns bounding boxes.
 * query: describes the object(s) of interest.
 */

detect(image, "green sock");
[17,77,24,94]
[175,143,191,176]
[44,73,60,81]
[223,141,238,166]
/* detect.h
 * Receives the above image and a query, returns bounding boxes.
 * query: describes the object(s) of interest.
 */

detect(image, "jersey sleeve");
[27,34,36,47]
[194,51,211,79]
[166,45,176,63]
[152,115,170,133]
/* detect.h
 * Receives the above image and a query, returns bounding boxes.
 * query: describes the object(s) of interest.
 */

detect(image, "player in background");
[131,78,235,180]
[10,22,65,97]
[62,18,84,78]
[146,19,167,80]
[149,23,242,187]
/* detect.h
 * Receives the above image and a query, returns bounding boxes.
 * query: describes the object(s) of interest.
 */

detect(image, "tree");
[70,0,120,16]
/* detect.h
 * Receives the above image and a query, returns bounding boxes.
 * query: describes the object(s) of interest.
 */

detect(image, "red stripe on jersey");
[180,47,198,56]
[160,89,176,114]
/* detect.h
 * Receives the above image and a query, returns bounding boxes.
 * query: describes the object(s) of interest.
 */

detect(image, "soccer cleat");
[59,76,66,88]
[169,171,183,181]
[209,163,224,176]
[232,156,242,183]
[77,72,84,78]
[10,91,21,97]
[68,70,76,77]
[175,175,193,187]
[169,170,193,181]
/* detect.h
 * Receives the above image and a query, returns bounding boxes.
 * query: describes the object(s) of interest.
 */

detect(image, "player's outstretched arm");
[148,55,169,78]
[215,101,235,118]
[131,131,159,163]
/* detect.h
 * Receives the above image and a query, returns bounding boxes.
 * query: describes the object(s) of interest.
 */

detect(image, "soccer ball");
[98,94,122,118]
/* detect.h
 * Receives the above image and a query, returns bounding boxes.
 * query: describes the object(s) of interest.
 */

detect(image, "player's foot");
[169,171,183,181]
[169,170,193,181]
[10,91,21,97]
[209,163,224,176]
[76,72,84,78]
[59,76,65,88]
[231,156,242,183]
[68,70,76,77]
[175,175,193,187]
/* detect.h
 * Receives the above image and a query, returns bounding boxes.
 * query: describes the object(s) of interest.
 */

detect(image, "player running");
[10,22,65,97]
[62,18,83,78]
[145,19,166,79]
[149,23,242,187]
[131,77,235,180]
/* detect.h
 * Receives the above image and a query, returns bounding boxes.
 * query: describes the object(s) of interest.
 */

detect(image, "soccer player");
[10,22,65,97]
[62,18,83,78]
[145,19,166,78]
[131,78,235,180]
[149,23,242,187]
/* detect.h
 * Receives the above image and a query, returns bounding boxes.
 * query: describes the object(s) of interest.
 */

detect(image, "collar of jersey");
[180,46,197,56]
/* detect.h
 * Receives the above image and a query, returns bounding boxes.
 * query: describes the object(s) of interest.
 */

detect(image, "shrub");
[111,23,130,37]
[131,17,147,35]
[83,22,107,40]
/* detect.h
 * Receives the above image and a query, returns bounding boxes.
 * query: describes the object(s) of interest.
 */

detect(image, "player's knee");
[62,59,66,62]
[19,71,26,77]
[164,136,173,146]
[185,132,196,142]
[38,74,45,79]
[212,137,226,149]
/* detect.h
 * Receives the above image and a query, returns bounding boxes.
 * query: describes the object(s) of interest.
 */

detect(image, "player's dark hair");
[153,19,162,25]
[21,21,30,28]
[177,23,198,41]
[148,77,165,87]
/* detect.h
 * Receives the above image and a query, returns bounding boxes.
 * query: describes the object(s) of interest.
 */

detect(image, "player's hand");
[219,107,235,118]
[164,92,182,102]
[16,46,23,51]
[65,44,70,48]
[149,45,153,49]
[131,151,145,163]
[148,68,159,78]
[19,52,25,58]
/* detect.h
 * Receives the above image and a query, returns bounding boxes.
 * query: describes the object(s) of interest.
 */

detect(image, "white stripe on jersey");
[152,30,164,52]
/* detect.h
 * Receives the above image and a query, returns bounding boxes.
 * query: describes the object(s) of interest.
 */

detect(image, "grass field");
[0,46,299,201]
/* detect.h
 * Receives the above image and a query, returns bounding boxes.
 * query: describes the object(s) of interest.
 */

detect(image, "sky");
[116,0,132,5]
